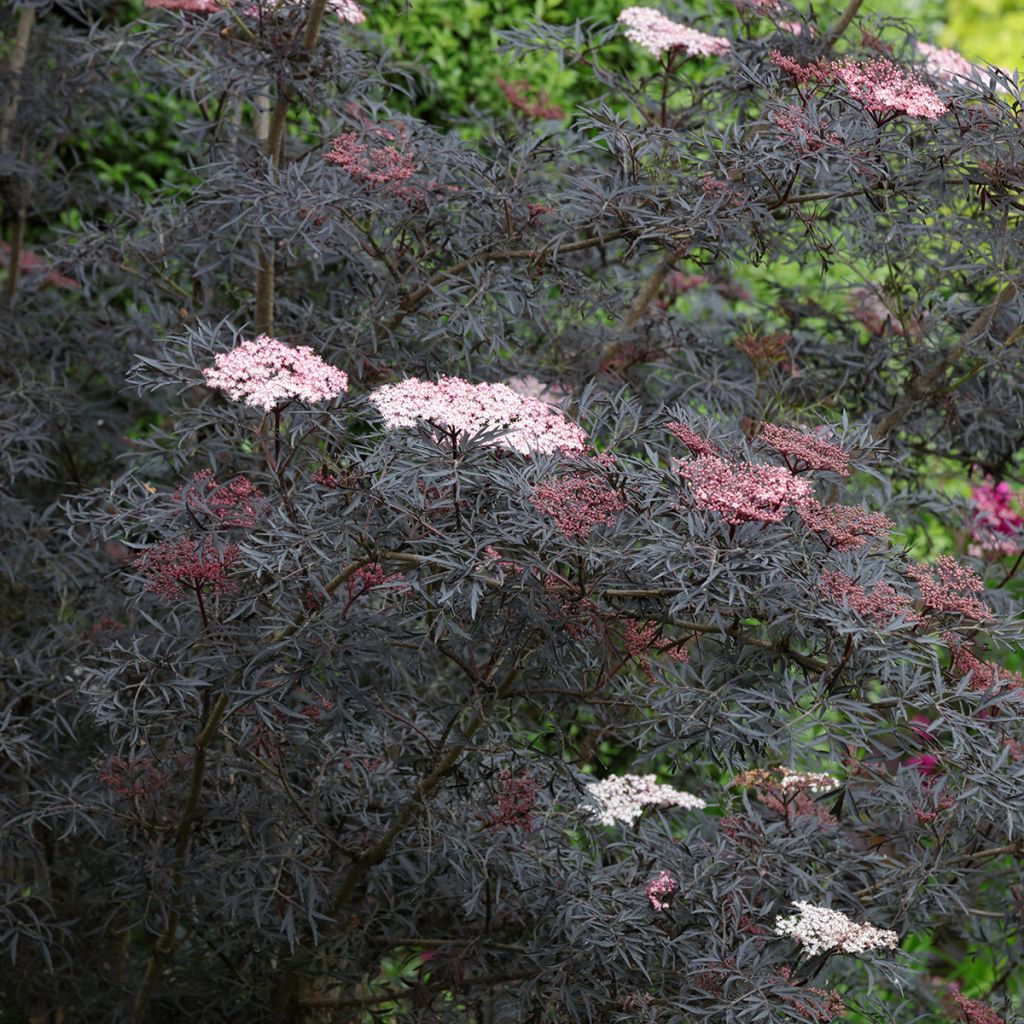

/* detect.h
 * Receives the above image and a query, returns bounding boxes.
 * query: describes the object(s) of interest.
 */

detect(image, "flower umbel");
[645,871,680,911]
[617,7,731,58]
[532,474,625,539]
[368,376,588,455]
[773,901,899,956]
[136,537,240,601]
[583,773,706,826]
[203,336,348,412]
[678,455,812,524]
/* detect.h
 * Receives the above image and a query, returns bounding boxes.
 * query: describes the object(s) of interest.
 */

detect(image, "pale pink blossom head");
[907,556,991,621]
[368,376,589,455]
[617,7,731,59]
[203,335,348,412]
[916,42,977,84]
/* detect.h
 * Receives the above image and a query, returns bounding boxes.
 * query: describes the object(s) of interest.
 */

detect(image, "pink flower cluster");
[645,870,679,911]
[617,7,731,58]
[177,470,263,527]
[368,376,589,455]
[582,773,706,826]
[953,993,1006,1024]
[774,901,899,956]
[678,455,812,525]
[624,619,689,663]
[144,0,220,11]
[970,479,1022,558]
[347,563,405,602]
[144,0,366,21]
[485,769,540,832]
[798,499,893,550]
[532,474,625,539]
[665,421,719,457]
[136,537,240,601]
[759,424,851,475]
[836,57,948,118]
[203,336,348,412]
[771,51,948,119]
[326,132,426,204]
[734,767,839,826]
[819,570,919,625]
[908,556,992,621]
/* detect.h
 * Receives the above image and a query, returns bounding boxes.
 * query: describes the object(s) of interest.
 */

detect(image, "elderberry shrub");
[3,1,1024,1022]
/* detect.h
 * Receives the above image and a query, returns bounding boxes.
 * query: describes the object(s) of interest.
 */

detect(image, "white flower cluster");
[583,773,707,826]
[778,768,840,793]
[774,901,899,956]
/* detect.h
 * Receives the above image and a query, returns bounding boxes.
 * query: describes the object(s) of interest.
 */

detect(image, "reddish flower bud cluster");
[368,376,589,455]
[624,619,689,664]
[326,132,428,204]
[645,870,679,911]
[532,474,625,539]
[496,78,564,120]
[819,570,920,625]
[678,454,812,525]
[797,499,893,550]
[144,0,220,12]
[733,767,838,827]
[203,335,348,411]
[618,7,731,58]
[136,537,240,601]
[953,993,1005,1024]
[734,330,791,363]
[665,421,719,457]
[770,104,841,152]
[99,756,169,799]
[908,556,991,621]
[484,769,540,832]
[776,967,848,1023]
[311,468,343,489]
[758,423,851,475]
[347,563,405,601]
[915,792,954,824]
[177,470,263,527]
[943,634,1024,695]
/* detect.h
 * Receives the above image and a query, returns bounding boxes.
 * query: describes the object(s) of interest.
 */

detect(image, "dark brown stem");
[824,0,865,47]
[253,0,329,335]
[133,692,231,1020]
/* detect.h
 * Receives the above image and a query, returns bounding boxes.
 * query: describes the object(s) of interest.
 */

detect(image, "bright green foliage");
[941,0,1024,69]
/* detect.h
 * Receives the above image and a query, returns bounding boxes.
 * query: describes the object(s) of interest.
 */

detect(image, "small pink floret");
[646,870,680,911]
[203,335,348,412]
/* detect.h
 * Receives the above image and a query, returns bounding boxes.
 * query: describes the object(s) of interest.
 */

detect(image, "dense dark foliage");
[3,1,1024,1022]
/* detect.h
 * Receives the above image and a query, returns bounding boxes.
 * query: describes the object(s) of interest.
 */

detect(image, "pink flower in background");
[678,455,811,525]
[646,870,680,910]
[969,478,1022,557]
[0,242,79,290]
[831,57,948,119]
[917,42,978,84]
[905,752,941,777]
[908,556,991,621]
[532,474,625,538]
[771,105,841,152]
[136,537,240,601]
[505,375,571,407]
[484,769,540,832]
[324,0,365,23]
[759,424,851,475]
[203,335,348,411]
[368,376,589,455]
[617,7,731,58]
